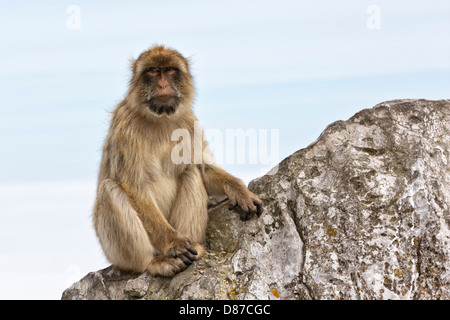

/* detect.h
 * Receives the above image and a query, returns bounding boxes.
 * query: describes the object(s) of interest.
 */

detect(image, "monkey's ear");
[130,58,137,74]
[184,56,192,72]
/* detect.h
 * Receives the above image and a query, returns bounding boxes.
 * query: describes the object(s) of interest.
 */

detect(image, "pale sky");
[1,1,449,299]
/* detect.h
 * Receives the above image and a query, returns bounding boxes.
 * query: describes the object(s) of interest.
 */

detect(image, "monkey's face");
[130,46,194,117]
[143,66,182,115]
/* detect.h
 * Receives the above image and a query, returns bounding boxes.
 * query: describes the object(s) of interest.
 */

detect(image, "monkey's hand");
[224,183,263,221]
[164,233,200,267]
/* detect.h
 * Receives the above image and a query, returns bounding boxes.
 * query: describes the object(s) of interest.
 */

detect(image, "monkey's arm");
[200,164,263,219]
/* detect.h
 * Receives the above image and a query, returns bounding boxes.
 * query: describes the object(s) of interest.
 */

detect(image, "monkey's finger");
[181,239,198,256]
[247,201,258,213]
[186,245,198,256]
[254,201,263,217]
[183,250,197,262]
[179,254,193,266]
[237,201,250,213]
[232,205,247,221]
[239,210,250,221]
[228,199,237,211]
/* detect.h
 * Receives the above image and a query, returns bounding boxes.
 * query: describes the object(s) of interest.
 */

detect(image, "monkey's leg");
[93,179,156,273]
[168,166,208,257]
[94,179,189,276]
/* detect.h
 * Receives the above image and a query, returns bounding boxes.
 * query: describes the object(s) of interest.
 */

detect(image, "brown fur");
[93,45,262,277]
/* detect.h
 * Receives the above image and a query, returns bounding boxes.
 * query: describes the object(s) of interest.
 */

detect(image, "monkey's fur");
[93,45,262,277]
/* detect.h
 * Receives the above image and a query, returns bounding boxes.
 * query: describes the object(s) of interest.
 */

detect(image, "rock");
[62,99,450,300]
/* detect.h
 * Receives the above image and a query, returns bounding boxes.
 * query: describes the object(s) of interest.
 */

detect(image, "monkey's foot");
[164,236,203,265]
[147,255,191,277]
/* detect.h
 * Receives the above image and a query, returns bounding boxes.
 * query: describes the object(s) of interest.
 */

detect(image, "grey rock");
[62,99,450,300]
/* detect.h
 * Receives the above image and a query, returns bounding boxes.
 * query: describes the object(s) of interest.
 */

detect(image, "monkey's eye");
[163,67,177,74]
[146,67,160,75]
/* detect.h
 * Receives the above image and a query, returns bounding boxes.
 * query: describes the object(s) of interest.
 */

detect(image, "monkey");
[93,45,262,277]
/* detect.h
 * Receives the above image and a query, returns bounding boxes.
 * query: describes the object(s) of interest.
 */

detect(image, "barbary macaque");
[93,45,262,276]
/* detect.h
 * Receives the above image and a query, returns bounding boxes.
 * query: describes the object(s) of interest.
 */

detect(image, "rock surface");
[62,99,450,300]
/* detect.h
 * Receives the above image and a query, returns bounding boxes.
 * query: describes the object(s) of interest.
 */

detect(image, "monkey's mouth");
[147,96,181,115]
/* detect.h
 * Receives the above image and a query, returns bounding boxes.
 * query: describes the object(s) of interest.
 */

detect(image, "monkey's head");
[129,45,194,118]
